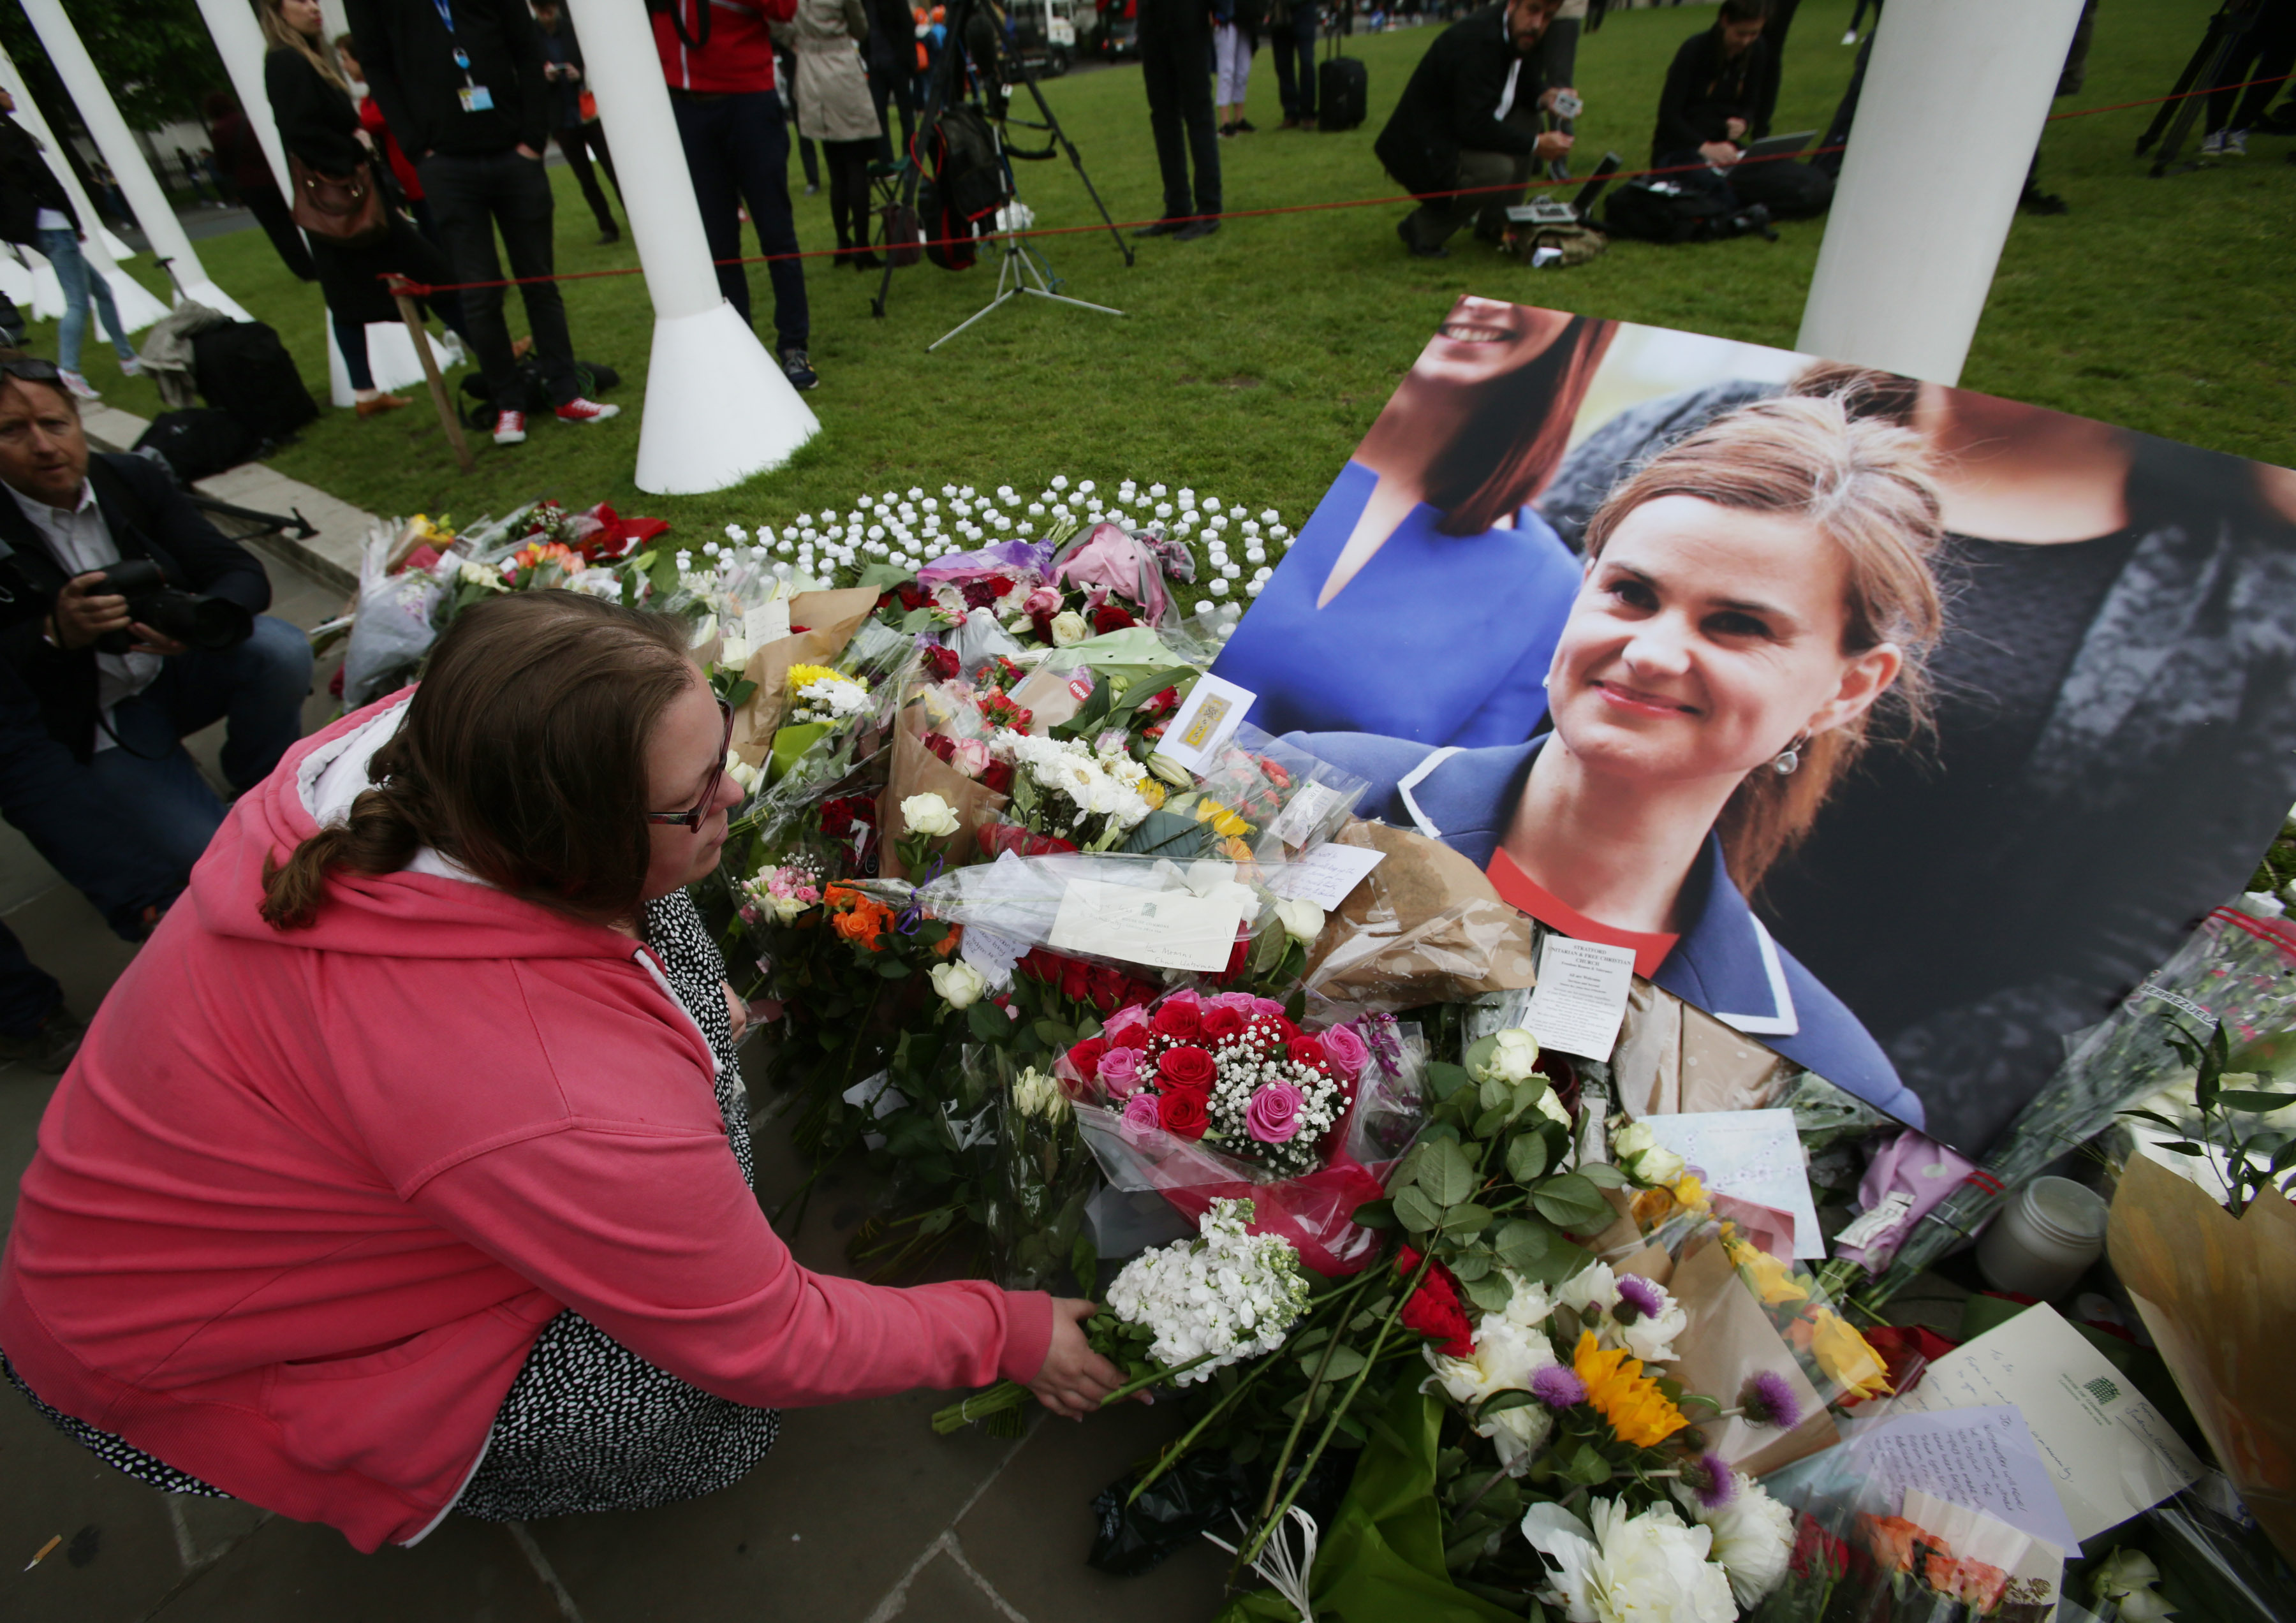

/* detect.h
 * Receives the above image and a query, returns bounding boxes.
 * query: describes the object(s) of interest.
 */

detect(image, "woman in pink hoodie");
[0,592,1114,1551]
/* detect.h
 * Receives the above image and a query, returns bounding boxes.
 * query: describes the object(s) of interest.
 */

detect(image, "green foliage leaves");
[1531,1173,1611,1233]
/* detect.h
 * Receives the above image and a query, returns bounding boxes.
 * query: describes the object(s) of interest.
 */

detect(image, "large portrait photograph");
[1216,298,2296,1154]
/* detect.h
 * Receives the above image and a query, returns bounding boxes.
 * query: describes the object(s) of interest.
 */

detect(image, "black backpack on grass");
[919,105,1009,270]
[1604,180,1776,245]
[189,320,318,445]
[133,409,258,483]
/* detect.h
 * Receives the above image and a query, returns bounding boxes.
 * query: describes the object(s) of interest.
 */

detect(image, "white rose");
[768,891,812,925]
[1475,1027,1542,1085]
[1613,1119,1688,1186]
[1049,610,1090,646]
[1427,1316,1560,1471]
[1274,897,1325,945]
[1679,1475,1795,1609]
[726,751,762,793]
[901,791,961,838]
[929,960,987,1010]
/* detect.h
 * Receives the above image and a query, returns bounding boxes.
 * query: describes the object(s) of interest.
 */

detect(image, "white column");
[561,0,818,493]
[190,0,448,404]
[0,41,169,332]
[1796,0,2084,386]
[18,0,252,321]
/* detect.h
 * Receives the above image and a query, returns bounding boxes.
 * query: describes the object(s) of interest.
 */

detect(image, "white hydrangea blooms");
[1104,1200,1313,1384]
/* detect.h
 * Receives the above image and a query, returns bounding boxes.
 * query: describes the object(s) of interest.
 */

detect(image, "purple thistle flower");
[1533,1365,1587,1409]
[1739,1369,1802,1430]
[1687,1451,1739,1511]
[1615,1275,1665,1325]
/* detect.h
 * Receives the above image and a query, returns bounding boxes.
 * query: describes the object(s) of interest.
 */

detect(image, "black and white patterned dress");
[6,889,779,1524]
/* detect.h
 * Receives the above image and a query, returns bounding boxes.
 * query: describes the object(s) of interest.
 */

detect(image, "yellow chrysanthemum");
[1724,1231,1811,1307]
[1139,779,1166,810]
[786,663,839,694]
[1811,1310,1892,1400]
[1572,1331,1689,1449]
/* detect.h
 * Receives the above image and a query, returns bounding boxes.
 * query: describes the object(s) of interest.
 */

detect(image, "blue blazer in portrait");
[1212,460,1585,747]
[1289,730,1925,1128]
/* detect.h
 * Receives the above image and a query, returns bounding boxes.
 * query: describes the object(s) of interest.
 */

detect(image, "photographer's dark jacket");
[0,453,272,761]
[0,114,76,247]
[1652,27,1777,160]
[344,0,551,159]
[1374,5,1550,197]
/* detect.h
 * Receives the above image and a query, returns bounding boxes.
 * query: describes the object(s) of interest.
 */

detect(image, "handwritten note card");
[1846,1406,2082,1552]
[1049,881,1246,973]
[1263,843,1387,910]
[1637,1109,1828,1259]
[1522,935,1637,1060]
[1898,1303,2204,1541]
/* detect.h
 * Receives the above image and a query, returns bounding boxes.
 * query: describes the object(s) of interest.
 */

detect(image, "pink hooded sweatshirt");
[0,694,1052,1552]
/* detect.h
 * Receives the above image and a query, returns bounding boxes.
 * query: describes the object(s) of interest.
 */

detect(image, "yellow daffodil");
[1572,1330,1689,1448]
[1810,1309,1891,1400]
[1192,797,1254,839]
[1725,1232,1811,1307]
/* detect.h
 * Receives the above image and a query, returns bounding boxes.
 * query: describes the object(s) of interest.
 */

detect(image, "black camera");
[91,559,253,654]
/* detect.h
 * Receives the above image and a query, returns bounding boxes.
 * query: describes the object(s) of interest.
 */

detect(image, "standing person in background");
[1376,0,1575,260]
[2201,0,2293,156]
[1538,0,1586,85]
[263,0,477,420]
[793,0,883,270]
[867,0,918,158]
[775,36,823,198]
[346,0,620,447]
[175,148,219,207]
[334,34,446,252]
[1214,0,1262,137]
[531,0,621,244]
[1267,0,1318,129]
[652,0,818,393]
[205,91,316,281]
[1133,0,1222,239]
[0,91,138,402]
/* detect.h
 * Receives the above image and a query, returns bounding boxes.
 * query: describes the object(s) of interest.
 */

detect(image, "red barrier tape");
[378,69,2293,299]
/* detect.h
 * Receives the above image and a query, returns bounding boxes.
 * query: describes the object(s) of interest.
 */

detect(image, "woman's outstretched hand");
[1027,1299,1126,1420]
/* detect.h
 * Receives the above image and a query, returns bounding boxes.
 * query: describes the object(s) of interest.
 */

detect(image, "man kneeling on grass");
[1374,0,1577,260]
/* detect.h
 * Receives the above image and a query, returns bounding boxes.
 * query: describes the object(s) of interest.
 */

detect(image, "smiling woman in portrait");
[1212,297,1616,746]
[1294,395,1945,1124]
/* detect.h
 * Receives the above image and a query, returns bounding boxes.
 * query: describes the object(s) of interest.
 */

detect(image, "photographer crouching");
[0,349,311,1058]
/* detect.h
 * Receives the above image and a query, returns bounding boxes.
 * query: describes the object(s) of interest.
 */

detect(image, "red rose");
[1152,1000,1203,1042]
[981,761,1014,795]
[1092,602,1137,635]
[1156,1046,1217,1094]
[1286,1035,1328,1071]
[1157,1089,1210,1140]
[1395,1247,1475,1357]
[1110,1022,1153,1051]
[1087,965,1127,1013]
[1200,1006,1247,1043]
[1029,609,1055,643]
[960,578,1001,609]
[899,584,931,611]
[1061,962,1090,1003]
[1068,1036,1108,1080]
[924,644,960,680]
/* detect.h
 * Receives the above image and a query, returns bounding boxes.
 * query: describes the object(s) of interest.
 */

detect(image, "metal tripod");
[926,205,1122,351]
[2137,0,2263,175]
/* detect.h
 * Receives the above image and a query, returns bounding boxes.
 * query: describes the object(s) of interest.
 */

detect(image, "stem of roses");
[1238,1249,1436,1577]
[1452,1461,1518,1521]
[1247,1266,1383,1543]
[1124,1356,1281,1507]
[1100,1348,1221,1406]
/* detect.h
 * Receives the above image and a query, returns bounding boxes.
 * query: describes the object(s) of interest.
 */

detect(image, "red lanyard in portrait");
[434,0,496,112]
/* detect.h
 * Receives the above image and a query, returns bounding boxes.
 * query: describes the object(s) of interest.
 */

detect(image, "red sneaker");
[555,397,620,424]
[492,409,527,446]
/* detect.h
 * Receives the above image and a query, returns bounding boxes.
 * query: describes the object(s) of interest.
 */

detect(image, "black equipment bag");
[1318,33,1367,132]
[188,320,318,444]
[1603,179,1774,244]
[920,103,1010,270]
[133,409,258,483]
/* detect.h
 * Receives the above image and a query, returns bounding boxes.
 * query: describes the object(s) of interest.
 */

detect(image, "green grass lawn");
[38,0,2293,547]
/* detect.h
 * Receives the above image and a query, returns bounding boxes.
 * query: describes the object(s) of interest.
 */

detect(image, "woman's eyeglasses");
[645,698,735,832]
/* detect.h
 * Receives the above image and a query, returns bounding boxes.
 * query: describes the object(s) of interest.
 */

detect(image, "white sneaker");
[2200,129,2246,156]
[1841,29,1858,43]
[493,409,527,446]
[58,370,99,400]
[119,355,144,378]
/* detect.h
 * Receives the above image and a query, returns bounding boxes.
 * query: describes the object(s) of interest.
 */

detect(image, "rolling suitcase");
[1318,32,1367,131]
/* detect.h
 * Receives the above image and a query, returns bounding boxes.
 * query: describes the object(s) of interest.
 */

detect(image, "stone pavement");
[0,513,1236,1623]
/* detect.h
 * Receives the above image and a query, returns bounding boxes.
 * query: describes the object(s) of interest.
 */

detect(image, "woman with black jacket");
[260,0,472,417]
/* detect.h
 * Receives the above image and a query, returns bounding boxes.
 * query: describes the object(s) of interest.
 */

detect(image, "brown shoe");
[355,393,413,418]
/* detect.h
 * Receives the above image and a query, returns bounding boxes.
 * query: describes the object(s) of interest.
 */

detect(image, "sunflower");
[1571,1330,1689,1448]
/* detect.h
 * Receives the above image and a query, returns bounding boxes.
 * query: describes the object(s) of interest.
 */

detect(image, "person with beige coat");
[793,0,885,267]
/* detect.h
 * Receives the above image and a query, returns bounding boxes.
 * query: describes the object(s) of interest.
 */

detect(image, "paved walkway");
[0,471,1232,1623]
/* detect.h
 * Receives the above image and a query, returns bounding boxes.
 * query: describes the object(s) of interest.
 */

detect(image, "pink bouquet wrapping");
[1056,989,1427,1274]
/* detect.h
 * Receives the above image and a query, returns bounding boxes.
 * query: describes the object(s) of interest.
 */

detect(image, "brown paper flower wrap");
[2107,1154,2296,1562]
[729,587,883,767]
[1300,821,1537,1010]
[874,691,1010,882]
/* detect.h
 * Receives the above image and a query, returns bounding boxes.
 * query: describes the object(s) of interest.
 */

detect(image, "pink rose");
[948,738,991,779]
[1022,585,1063,619]
[1096,1046,1143,1096]
[1101,1005,1151,1047]
[1319,1024,1370,1082]
[1249,997,1288,1021]
[1205,992,1260,1017]
[1246,1082,1305,1144]
[1120,1092,1163,1140]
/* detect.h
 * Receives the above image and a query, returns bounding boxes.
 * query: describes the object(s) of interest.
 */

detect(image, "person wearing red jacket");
[0,592,1115,1548]
[652,0,818,392]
